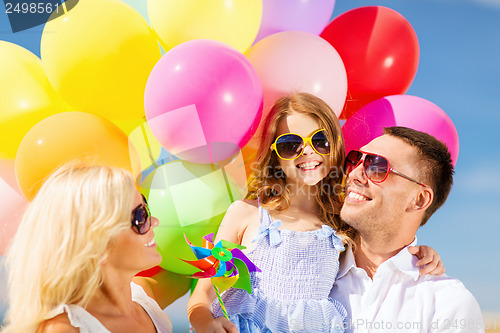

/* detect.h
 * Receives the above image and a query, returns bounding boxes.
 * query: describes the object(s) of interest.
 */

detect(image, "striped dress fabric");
[212,205,347,333]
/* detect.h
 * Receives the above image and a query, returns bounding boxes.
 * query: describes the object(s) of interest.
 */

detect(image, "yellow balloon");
[41,0,161,121]
[147,0,262,53]
[0,41,70,160]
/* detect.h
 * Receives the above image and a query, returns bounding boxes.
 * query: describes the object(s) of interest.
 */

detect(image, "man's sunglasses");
[270,129,330,160]
[131,194,152,235]
[345,150,427,187]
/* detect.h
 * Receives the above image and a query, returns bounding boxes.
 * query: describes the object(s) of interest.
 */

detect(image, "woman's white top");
[54,282,173,333]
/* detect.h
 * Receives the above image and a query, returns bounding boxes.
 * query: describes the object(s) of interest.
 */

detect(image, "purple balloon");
[144,40,263,164]
[342,95,459,165]
[255,0,336,43]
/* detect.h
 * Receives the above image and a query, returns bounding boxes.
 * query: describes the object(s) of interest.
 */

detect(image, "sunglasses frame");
[345,150,427,187]
[131,194,152,235]
[270,129,330,160]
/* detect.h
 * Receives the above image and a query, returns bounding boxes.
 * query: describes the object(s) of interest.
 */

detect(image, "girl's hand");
[408,245,445,276]
[201,317,238,333]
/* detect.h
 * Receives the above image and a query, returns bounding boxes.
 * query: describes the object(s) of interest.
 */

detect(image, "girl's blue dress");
[212,205,347,333]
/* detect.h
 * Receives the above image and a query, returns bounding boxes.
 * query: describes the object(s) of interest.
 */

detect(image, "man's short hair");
[383,126,454,225]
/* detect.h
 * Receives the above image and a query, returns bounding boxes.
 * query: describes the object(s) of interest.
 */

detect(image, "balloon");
[0,158,20,194]
[247,31,347,119]
[40,0,161,122]
[147,0,262,53]
[128,120,179,182]
[255,0,335,43]
[138,160,245,275]
[245,31,347,151]
[321,6,419,119]
[0,41,70,160]
[144,39,263,164]
[0,177,28,254]
[15,112,139,200]
[342,95,459,166]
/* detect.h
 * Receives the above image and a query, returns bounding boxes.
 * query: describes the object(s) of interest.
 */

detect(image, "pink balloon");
[144,40,263,164]
[342,95,459,165]
[247,31,347,120]
[0,177,28,254]
[255,0,336,43]
[0,158,20,194]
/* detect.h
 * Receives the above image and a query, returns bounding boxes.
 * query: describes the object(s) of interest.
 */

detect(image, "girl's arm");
[407,245,445,275]
[187,200,254,333]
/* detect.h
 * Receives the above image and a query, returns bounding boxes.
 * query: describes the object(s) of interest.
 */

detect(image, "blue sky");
[332,0,500,313]
[1,0,499,330]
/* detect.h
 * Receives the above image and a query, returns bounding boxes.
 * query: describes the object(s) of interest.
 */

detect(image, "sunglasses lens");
[132,195,151,234]
[275,134,303,159]
[364,154,389,182]
[345,150,363,174]
[311,130,330,155]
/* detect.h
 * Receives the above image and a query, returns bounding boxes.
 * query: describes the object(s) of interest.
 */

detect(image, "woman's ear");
[99,253,108,265]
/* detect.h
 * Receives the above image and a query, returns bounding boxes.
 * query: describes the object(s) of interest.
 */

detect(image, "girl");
[187,93,443,333]
[3,164,190,333]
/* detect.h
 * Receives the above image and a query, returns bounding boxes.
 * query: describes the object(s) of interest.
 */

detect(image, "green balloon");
[138,160,244,275]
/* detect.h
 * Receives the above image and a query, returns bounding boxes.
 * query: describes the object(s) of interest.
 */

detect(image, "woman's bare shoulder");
[37,313,79,333]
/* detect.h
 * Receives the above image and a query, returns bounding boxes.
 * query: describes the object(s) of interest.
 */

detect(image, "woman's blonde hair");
[247,92,355,241]
[3,163,136,333]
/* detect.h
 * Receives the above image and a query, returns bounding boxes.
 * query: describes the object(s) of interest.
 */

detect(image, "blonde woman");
[3,164,190,332]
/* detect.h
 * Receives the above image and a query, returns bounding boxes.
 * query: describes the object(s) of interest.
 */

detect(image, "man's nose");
[347,160,368,185]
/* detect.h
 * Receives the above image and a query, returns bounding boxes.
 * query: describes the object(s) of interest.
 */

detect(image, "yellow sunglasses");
[270,129,330,160]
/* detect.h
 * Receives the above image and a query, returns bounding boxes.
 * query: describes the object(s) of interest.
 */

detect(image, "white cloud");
[469,0,500,9]
[454,164,500,193]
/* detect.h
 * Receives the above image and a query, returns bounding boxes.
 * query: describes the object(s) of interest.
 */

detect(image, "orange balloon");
[240,143,258,180]
[15,112,139,200]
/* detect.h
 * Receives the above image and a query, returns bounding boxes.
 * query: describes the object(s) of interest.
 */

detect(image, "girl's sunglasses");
[131,194,152,235]
[270,129,330,160]
[345,150,427,187]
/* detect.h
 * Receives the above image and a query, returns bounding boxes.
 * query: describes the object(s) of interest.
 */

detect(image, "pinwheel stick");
[213,285,229,320]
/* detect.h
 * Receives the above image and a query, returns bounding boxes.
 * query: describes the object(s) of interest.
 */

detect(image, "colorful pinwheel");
[182,233,261,319]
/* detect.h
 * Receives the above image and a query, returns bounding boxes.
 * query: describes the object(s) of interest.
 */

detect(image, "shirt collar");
[387,237,420,281]
[337,237,420,281]
[337,243,356,279]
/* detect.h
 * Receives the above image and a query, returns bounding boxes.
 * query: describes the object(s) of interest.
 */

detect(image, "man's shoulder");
[417,273,469,289]
[416,274,482,312]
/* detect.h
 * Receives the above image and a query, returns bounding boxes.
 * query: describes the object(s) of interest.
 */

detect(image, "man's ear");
[411,187,434,211]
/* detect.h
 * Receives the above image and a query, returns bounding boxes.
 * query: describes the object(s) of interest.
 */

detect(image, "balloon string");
[213,285,229,320]
[140,119,159,168]
[221,167,234,203]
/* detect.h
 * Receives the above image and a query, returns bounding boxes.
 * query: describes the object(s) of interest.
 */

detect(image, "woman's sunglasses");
[131,194,152,235]
[270,129,330,160]
[345,150,427,187]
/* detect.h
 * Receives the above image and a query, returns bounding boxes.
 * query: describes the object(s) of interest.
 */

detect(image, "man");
[332,127,483,333]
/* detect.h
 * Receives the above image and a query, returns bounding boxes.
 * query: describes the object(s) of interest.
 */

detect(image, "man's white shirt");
[330,239,484,332]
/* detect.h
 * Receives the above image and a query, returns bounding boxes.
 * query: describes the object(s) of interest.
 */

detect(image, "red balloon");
[321,6,419,119]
